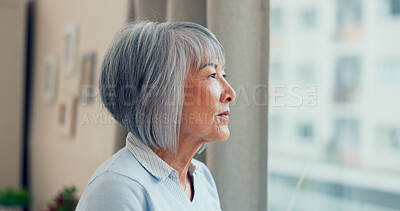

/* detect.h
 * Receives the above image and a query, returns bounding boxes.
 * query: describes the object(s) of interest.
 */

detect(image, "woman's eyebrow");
[200,63,218,70]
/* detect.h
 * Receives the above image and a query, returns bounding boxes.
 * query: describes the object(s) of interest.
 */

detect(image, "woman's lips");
[217,114,229,121]
[217,110,230,121]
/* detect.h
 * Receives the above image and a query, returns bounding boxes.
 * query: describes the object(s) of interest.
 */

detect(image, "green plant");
[0,187,30,207]
[44,186,79,211]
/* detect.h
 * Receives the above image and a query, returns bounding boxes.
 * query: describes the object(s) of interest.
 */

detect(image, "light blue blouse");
[76,133,222,211]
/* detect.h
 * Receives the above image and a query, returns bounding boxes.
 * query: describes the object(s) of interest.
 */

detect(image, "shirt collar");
[126,132,197,181]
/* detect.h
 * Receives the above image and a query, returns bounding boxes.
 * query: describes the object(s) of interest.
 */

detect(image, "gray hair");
[99,21,225,154]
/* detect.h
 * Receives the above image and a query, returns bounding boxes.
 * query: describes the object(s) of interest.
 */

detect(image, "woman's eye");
[208,73,216,79]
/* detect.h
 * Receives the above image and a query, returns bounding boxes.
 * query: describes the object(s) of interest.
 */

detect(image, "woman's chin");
[210,130,230,142]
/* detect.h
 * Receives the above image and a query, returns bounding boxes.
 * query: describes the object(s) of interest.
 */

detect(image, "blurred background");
[1,0,132,210]
[2,0,269,210]
[268,0,400,210]
[1,0,400,210]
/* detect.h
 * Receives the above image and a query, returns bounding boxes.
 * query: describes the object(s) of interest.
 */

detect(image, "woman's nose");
[222,80,236,103]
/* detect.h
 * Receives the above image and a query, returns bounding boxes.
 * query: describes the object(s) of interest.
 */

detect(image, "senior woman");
[76,21,236,211]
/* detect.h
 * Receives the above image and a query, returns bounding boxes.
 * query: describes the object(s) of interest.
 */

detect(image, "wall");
[0,0,27,189]
[29,0,129,210]
[206,0,269,210]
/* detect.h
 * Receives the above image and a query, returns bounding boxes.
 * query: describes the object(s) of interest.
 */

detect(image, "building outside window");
[269,0,400,210]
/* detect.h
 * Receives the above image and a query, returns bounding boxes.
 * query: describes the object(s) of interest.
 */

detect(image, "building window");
[334,119,360,148]
[336,0,363,40]
[299,9,316,28]
[334,57,361,103]
[337,0,362,26]
[390,0,400,16]
[297,123,314,142]
[376,126,400,151]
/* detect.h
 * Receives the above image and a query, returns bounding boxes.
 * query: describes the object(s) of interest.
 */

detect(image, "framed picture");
[43,55,58,103]
[58,96,78,137]
[80,52,96,105]
[63,25,79,75]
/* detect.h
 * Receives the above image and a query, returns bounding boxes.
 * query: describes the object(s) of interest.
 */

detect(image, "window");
[376,126,400,152]
[390,0,400,16]
[299,9,317,28]
[334,57,361,103]
[269,0,400,210]
[336,0,363,40]
[333,119,360,164]
[297,123,314,142]
[337,0,362,26]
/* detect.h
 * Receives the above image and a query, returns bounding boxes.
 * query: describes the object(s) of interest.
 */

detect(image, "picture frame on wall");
[43,55,58,103]
[62,25,79,75]
[80,52,96,105]
[58,95,78,137]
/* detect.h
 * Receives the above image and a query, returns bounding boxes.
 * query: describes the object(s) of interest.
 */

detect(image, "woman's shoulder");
[86,147,155,187]
[86,170,145,192]
[77,170,148,210]
[77,148,151,210]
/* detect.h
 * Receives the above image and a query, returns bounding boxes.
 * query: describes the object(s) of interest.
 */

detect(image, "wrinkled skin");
[180,62,236,143]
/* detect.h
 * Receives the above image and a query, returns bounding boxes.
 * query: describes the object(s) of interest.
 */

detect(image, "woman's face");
[180,62,236,143]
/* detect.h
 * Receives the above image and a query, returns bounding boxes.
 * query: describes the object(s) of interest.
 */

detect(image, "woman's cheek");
[200,83,220,106]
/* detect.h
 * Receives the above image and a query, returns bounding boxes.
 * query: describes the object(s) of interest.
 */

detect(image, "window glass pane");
[268,0,400,210]
[390,0,400,15]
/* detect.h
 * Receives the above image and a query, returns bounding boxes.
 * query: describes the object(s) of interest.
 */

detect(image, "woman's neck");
[150,135,204,185]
